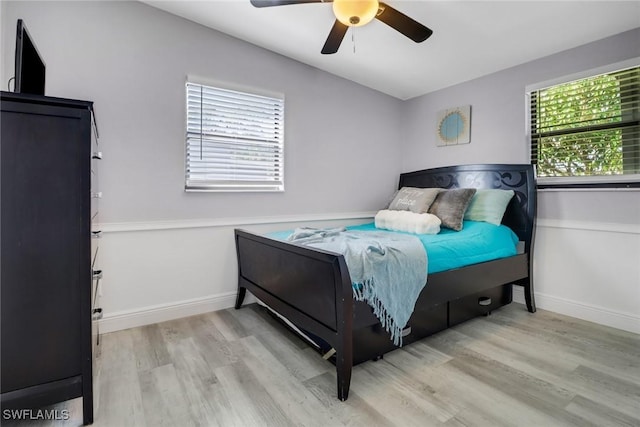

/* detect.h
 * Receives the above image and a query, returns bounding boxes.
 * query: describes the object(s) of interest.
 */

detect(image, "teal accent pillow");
[428,188,476,231]
[464,189,515,225]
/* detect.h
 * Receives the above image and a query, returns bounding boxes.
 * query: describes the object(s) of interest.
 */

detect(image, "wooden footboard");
[234,229,354,400]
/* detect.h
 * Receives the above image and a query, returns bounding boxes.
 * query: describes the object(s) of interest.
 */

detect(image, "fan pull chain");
[352,28,356,54]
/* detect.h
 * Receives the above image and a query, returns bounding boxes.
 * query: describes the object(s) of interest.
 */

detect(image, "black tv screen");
[14,19,45,95]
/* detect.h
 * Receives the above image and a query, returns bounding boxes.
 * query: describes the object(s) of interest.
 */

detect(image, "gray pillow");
[388,187,441,214]
[428,188,477,231]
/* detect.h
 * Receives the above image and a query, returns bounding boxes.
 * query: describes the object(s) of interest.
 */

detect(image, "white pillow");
[375,209,441,234]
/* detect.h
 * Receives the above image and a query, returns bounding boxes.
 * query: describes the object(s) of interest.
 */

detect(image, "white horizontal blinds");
[531,66,639,180]
[186,82,284,191]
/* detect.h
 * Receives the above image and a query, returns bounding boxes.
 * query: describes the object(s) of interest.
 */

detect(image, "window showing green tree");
[530,66,639,183]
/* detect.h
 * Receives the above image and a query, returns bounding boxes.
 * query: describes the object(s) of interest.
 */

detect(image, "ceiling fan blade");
[250,0,325,7]
[376,2,433,43]
[321,20,348,54]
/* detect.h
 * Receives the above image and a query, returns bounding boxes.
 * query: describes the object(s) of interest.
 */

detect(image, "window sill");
[185,187,285,193]
[537,184,640,192]
[537,174,640,191]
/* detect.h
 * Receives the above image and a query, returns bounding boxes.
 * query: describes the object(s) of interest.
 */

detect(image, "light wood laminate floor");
[5,302,640,427]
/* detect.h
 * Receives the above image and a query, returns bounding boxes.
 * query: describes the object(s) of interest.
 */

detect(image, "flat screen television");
[14,19,46,95]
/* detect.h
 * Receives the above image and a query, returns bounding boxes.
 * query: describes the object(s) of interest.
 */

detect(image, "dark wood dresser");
[1,91,95,425]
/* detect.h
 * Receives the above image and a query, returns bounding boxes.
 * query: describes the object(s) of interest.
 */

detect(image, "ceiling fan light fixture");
[332,0,379,27]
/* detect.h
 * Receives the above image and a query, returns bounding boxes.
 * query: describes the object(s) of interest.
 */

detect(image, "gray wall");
[1,1,403,224]
[399,28,640,225]
[1,1,638,332]
[398,29,640,333]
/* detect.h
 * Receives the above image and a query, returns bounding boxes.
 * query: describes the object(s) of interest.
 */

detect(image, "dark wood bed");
[234,163,537,401]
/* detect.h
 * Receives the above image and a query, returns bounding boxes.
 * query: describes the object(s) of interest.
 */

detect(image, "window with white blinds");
[186,82,284,191]
[529,65,640,188]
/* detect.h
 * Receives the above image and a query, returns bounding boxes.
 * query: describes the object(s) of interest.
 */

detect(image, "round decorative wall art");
[436,105,471,146]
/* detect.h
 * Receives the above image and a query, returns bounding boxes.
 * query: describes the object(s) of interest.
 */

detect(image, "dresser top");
[1,90,92,110]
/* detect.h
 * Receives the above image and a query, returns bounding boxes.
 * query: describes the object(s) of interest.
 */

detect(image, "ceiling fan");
[250,0,433,54]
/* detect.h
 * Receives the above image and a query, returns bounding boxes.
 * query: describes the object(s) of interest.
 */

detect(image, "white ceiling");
[142,0,640,100]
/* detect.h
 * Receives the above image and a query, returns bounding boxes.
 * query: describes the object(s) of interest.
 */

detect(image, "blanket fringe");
[354,279,404,347]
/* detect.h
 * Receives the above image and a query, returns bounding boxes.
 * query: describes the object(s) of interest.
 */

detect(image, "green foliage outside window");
[531,66,639,180]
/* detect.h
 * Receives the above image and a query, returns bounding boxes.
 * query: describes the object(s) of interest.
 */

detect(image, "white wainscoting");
[99,292,238,334]
[98,214,640,335]
[97,212,376,333]
[513,219,640,334]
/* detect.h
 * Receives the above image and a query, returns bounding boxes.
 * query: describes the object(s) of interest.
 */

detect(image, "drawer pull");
[92,152,103,160]
[92,308,103,321]
[91,230,102,239]
[91,191,102,199]
[478,297,492,306]
[92,269,103,280]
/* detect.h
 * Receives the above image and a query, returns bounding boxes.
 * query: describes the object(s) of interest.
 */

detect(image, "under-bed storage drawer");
[352,302,448,365]
[448,284,512,327]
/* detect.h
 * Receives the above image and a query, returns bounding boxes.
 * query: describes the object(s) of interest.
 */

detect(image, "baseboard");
[513,286,640,334]
[101,285,639,335]
[99,292,241,333]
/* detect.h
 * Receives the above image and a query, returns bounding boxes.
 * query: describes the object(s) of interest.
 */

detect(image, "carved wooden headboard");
[398,164,537,252]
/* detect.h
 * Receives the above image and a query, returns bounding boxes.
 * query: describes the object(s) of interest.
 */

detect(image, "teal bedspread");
[269,220,519,275]
[266,221,518,344]
[347,221,519,273]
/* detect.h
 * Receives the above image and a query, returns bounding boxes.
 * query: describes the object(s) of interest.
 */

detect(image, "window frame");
[526,58,640,189]
[184,78,285,193]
